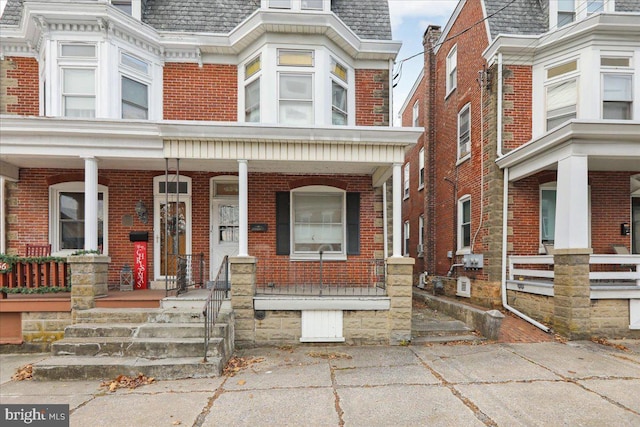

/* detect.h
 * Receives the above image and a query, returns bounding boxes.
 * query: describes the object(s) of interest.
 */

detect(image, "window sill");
[418,184,424,191]
[445,87,456,100]
[290,254,347,262]
[456,154,470,166]
[456,248,470,256]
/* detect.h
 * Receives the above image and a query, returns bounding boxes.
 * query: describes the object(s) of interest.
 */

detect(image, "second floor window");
[404,163,410,199]
[546,79,577,131]
[418,147,425,189]
[446,45,457,94]
[458,104,470,160]
[279,73,313,125]
[245,56,261,122]
[121,76,148,119]
[603,74,632,119]
[62,68,95,118]
[331,58,348,125]
[558,0,575,28]
[412,101,419,126]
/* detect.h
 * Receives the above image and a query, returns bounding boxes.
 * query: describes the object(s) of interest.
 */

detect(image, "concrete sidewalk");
[1,340,639,426]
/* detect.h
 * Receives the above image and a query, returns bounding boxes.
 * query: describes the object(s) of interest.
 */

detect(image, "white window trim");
[457,195,471,255]
[403,163,410,200]
[404,221,410,257]
[446,45,457,96]
[538,182,592,253]
[601,73,633,120]
[49,182,108,255]
[544,67,579,132]
[262,0,329,11]
[549,0,615,30]
[119,50,151,120]
[418,147,425,190]
[290,185,347,261]
[412,101,419,127]
[418,215,425,255]
[457,103,471,162]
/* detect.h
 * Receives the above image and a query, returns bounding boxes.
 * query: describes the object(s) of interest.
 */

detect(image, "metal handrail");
[203,256,229,362]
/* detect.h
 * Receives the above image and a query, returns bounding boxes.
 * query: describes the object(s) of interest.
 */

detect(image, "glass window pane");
[245,78,260,122]
[547,60,577,79]
[558,12,574,27]
[279,101,313,125]
[604,74,632,101]
[121,52,149,74]
[278,50,313,66]
[122,77,148,107]
[159,182,188,194]
[547,79,577,110]
[61,44,96,57]
[587,0,603,14]
[332,81,347,112]
[293,193,343,252]
[462,200,470,223]
[558,0,574,12]
[245,56,261,79]
[302,0,323,10]
[59,192,104,250]
[541,189,556,243]
[269,0,291,9]
[601,57,630,67]
[331,59,347,82]
[280,74,312,100]
[64,97,95,118]
[64,69,95,94]
[603,101,631,120]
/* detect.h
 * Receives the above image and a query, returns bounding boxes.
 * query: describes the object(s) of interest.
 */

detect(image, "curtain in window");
[245,78,261,122]
[546,79,577,130]
[63,69,95,118]
[279,74,313,125]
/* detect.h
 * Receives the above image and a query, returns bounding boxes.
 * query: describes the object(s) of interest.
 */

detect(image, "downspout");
[501,167,550,332]
[388,58,394,126]
[497,53,504,157]
[383,182,388,260]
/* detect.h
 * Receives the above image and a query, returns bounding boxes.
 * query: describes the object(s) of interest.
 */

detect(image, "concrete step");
[32,356,224,381]
[74,308,206,324]
[161,289,210,309]
[51,336,225,359]
[410,334,485,345]
[63,323,227,339]
[411,319,473,337]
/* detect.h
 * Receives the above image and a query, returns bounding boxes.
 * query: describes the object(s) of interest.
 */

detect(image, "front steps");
[33,302,233,381]
[411,301,484,345]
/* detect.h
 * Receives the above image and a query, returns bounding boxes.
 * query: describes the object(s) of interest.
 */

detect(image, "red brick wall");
[355,69,389,126]
[503,65,533,151]
[509,171,636,255]
[1,57,39,116]
[430,0,489,276]
[163,63,237,121]
[8,170,382,287]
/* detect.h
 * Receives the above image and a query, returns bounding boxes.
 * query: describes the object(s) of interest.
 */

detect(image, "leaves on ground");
[100,373,155,392]
[307,351,352,360]
[591,337,629,352]
[223,356,265,377]
[12,364,33,381]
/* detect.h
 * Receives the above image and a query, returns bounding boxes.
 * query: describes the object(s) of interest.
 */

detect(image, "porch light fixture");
[135,200,148,224]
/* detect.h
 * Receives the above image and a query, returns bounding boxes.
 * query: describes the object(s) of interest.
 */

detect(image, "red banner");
[134,242,147,290]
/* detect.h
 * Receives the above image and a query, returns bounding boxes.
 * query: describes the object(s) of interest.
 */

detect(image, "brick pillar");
[387,257,415,344]
[229,256,256,347]
[553,249,592,339]
[68,255,110,315]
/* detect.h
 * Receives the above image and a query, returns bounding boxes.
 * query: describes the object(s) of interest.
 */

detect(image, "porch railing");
[256,254,386,296]
[0,258,69,292]
[168,253,205,296]
[203,255,228,362]
[508,254,640,290]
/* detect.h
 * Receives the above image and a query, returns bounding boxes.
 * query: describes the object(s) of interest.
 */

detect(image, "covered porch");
[498,120,640,337]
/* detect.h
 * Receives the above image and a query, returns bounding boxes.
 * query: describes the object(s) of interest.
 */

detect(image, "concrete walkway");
[1,340,640,426]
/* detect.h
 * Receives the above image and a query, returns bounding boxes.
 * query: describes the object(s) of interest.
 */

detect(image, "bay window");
[245,56,261,122]
[331,58,348,125]
[546,79,577,131]
[120,51,150,119]
[279,73,314,125]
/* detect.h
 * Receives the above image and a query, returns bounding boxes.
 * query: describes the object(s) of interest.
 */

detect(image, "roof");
[484,0,547,38]
[1,0,393,40]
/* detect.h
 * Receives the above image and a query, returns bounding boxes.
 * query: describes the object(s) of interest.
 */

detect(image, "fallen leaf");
[100,373,156,392]
[237,379,246,385]
[223,356,265,377]
[308,351,352,360]
[12,365,33,381]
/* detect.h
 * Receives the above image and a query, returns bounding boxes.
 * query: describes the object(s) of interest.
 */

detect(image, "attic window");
[112,1,132,15]
[269,0,292,8]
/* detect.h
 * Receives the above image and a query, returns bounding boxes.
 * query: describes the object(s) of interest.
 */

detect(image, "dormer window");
[264,0,328,11]
[112,1,132,15]
[587,0,604,15]
[558,0,575,28]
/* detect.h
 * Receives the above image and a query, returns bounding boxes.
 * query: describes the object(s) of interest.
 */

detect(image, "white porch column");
[392,163,402,257]
[554,155,590,250]
[238,159,249,257]
[84,157,99,251]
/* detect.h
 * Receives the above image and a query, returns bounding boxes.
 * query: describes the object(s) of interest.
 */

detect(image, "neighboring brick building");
[400,0,640,339]
[0,0,420,345]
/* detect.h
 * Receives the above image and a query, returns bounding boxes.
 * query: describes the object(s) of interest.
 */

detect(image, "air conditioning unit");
[416,244,424,254]
[456,276,471,298]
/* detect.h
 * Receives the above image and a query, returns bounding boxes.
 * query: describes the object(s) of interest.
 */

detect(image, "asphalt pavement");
[1,339,640,426]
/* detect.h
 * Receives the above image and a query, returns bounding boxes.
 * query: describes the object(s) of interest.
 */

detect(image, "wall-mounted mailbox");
[129,231,149,242]
[250,223,268,232]
[621,223,630,236]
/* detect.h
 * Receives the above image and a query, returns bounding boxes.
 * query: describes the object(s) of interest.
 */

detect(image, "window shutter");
[346,192,360,255]
[276,192,290,255]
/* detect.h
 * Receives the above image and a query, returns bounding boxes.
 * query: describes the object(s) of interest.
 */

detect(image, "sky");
[387,0,458,125]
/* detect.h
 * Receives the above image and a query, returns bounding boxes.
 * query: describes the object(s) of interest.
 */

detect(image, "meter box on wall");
[462,253,484,269]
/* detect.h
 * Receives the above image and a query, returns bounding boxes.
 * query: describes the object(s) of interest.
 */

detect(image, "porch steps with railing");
[32,302,233,381]
[411,300,484,345]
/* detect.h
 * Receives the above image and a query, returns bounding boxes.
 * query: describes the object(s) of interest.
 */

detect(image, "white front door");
[210,199,239,278]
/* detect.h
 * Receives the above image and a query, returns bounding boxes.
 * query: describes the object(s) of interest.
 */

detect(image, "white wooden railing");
[507,254,640,298]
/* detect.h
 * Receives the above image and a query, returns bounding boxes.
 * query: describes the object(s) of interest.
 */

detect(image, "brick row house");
[400,0,640,339]
[0,0,420,347]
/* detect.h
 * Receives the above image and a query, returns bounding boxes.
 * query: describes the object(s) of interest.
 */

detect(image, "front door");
[211,199,239,278]
[154,199,191,279]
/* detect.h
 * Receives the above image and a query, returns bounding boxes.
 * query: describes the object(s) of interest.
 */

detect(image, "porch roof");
[496,120,640,182]
[0,116,421,184]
